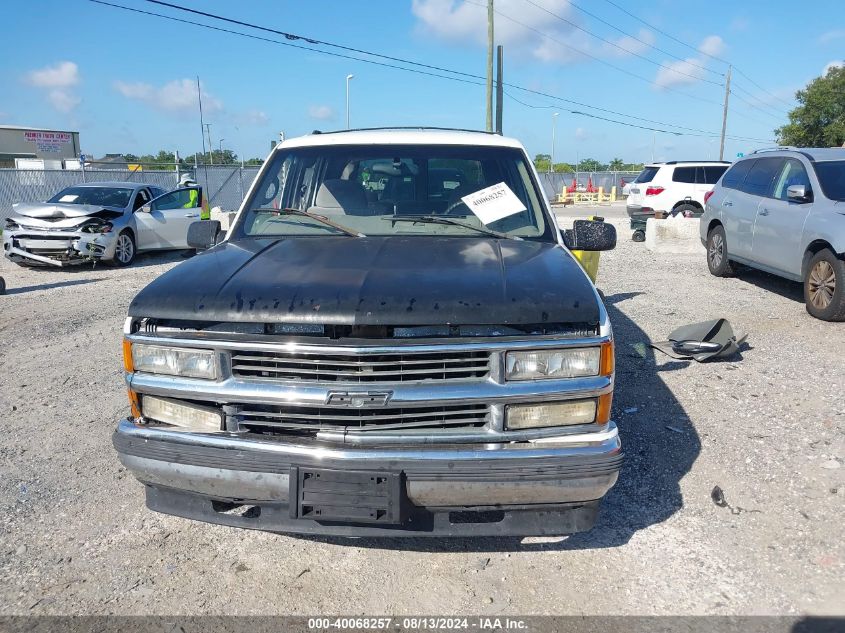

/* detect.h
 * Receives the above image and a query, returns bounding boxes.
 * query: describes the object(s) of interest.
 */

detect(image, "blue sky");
[2,0,843,165]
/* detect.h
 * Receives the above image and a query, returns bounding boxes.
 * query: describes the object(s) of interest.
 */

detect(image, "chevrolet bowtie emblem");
[325,391,393,408]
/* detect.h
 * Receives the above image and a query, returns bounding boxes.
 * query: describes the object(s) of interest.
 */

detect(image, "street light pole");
[551,112,559,174]
[346,74,355,129]
[219,138,225,156]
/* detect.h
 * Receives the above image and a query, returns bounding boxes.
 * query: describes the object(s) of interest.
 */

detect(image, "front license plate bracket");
[290,467,407,525]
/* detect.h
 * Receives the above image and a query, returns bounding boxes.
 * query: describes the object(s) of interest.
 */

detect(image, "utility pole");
[197,76,207,168]
[495,45,503,134]
[551,112,559,173]
[719,65,732,161]
[346,74,355,129]
[485,0,494,132]
[204,123,213,165]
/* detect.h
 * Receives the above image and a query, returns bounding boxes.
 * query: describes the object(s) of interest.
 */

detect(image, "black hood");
[128,236,599,326]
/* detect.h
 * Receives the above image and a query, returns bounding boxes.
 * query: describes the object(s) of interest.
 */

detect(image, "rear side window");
[635,167,660,184]
[699,165,728,184]
[721,160,753,189]
[671,167,696,183]
[740,158,783,197]
[813,160,845,201]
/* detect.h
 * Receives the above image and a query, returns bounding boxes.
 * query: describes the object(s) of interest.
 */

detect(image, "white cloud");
[27,61,79,88]
[574,127,588,141]
[412,0,611,66]
[308,105,335,120]
[113,79,223,114]
[819,29,845,44]
[48,90,81,113]
[26,61,81,112]
[823,60,844,75]
[698,35,725,58]
[654,35,723,89]
[729,17,749,32]
[241,109,269,125]
[602,29,655,58]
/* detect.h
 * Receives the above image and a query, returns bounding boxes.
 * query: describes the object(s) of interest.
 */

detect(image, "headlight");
[130,343,218,379]
[141,395,222,432]
[506,399,597,430]
[506,347,601,380]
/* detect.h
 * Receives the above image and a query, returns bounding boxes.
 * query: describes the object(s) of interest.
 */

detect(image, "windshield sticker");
[461,182,526,225]
[58,194,78,203]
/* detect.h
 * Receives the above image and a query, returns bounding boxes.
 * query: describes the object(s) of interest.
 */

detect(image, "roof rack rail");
[309,126,501,136]
[750,146,798,154]
[663,160,730,165]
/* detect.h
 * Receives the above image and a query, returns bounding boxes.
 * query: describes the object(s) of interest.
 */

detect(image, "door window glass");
[773,159,812,200]
[151,188,199,211]
[132,189,150,211]
[739,158,783,197]
[700,165,728,184]
[721,160,753,190]
[671,167,695,183]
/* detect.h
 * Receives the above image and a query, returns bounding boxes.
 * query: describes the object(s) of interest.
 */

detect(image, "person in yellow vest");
[178,174,210,220]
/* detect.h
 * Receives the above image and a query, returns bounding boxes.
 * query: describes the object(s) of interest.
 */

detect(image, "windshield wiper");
[252,208,365,237]
[384,215,520,240]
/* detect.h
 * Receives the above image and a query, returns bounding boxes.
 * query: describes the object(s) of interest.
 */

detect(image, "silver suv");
[700,148,845,321]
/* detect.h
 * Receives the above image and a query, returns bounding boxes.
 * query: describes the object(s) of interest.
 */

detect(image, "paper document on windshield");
[461,182,526,225]
[58,195,78,203]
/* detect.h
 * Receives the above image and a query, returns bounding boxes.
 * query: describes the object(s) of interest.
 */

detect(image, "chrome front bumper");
[114,418,622,536]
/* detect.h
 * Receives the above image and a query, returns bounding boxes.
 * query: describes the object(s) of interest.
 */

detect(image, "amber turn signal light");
[122,339,133,373]
[600,339,614,376]
[596,392,613,424]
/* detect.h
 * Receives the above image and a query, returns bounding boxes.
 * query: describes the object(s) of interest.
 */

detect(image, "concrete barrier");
[210,207,238,231]
[644,216,703,254]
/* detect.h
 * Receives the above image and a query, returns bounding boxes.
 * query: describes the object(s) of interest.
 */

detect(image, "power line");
[90,0,773,143]
[600,0,729,65]
[144,0,480,82]
[465,0,725,108]
[89,0,488,89]
[564,0,721,76]
[504,91,776,143]
[599,0,796,110]
[518,0,722,85]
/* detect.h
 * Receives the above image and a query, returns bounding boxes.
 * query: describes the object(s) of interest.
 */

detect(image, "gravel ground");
[0,220,842,616]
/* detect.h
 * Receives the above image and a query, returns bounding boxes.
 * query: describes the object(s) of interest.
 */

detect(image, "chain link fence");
[1,166,640,224]
[0,164,261,224]
[536,171,640,200]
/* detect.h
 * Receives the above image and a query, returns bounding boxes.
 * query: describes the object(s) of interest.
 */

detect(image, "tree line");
[533,155,645,173]
[121,150,265,169]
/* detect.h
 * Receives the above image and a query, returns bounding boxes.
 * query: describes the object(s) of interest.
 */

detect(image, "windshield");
[48,186,133,208]
[813,161,845,201]
[235,144,553,240]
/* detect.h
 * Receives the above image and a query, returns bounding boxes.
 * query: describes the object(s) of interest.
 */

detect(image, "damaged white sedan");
[3,181,205,267]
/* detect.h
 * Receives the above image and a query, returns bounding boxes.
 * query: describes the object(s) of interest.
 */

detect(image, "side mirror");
[140,204,152,213]
[187,220,221,250]
[787,185,811,202]
[562,219,617,251]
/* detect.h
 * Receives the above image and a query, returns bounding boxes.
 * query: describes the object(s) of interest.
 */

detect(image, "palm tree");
[608,158,624,171]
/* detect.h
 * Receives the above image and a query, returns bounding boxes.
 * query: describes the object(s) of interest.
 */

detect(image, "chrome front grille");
[230,350,490,383]
[237,403,490,434]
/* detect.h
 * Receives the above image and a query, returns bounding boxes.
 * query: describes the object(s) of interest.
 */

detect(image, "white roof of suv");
[280,128,525,149]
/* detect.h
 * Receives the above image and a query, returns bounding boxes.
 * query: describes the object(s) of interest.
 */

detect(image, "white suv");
[626,161,729,241]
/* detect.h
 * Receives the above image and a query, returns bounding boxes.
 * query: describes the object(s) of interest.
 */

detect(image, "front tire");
[706,225,734,277]
[804,249,845,321]
[632,229,645,242]
[112,230,136,267]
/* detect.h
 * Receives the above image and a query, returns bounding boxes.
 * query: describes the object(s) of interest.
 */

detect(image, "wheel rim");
[709,233,724,268]
[116,234,133,263]
[808,260,835,309]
